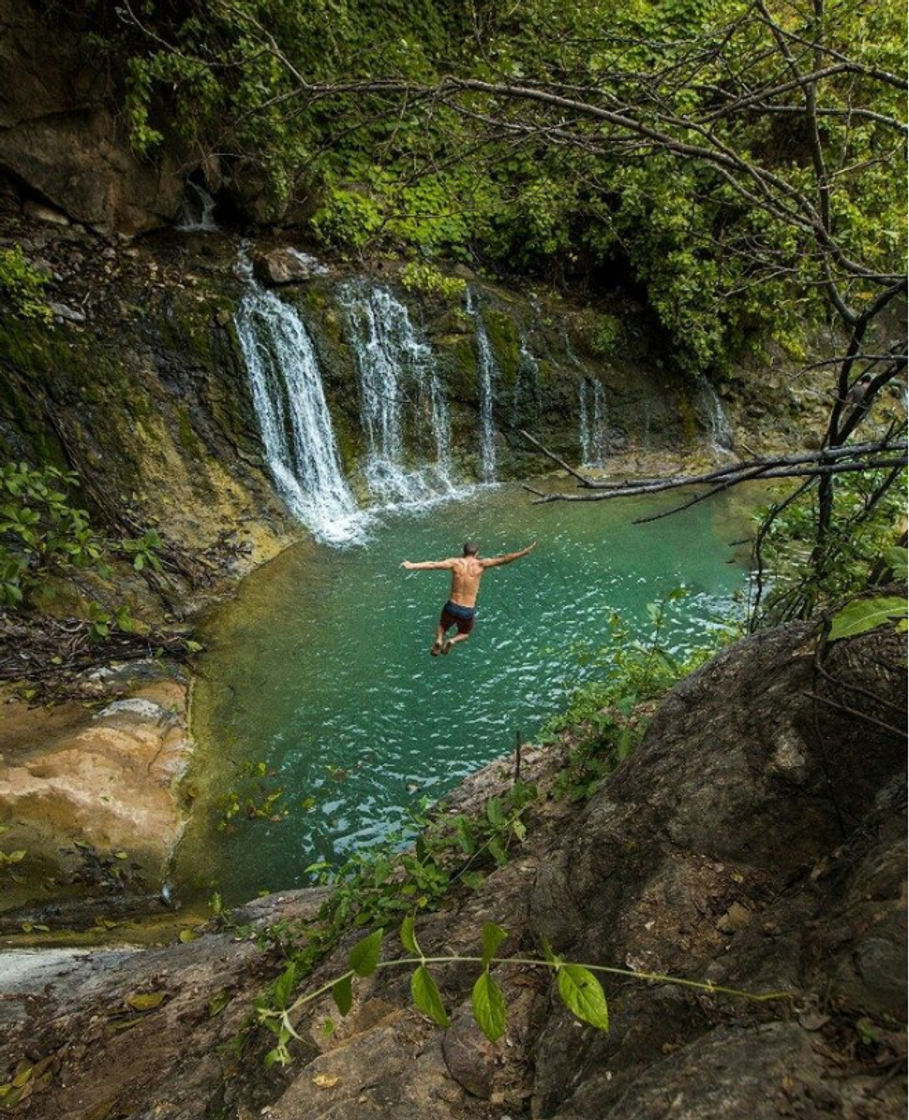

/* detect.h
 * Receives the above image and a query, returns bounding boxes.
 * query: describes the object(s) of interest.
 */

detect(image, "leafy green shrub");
[542,593,740,802]
[753,470,908,626]
[400,261,466,302]
[827,547,908,640]
[311,186,385,256]
[0,462,163,608]
[0,248,51,322]
[0,463,104,605]
[590,313,624,360]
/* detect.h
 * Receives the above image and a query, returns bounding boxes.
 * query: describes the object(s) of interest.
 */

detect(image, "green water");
[176,483,755,903]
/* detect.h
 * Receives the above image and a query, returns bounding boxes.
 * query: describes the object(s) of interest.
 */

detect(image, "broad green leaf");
[480,922,507,968]
[471,971,506,1042]
[557,965,609,1031]
[349,928,383,977]
[332,974,353,1017]
[411,965,449,1027]
[273,962,296,1009]
[829,596,907,641]
[400,916,419,956]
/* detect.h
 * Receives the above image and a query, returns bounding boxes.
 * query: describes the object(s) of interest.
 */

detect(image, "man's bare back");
[401,540,537,656]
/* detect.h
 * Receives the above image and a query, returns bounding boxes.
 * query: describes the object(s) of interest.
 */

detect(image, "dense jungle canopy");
[58,0,907,374]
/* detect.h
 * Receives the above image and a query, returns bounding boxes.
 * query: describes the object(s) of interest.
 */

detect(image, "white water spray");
[342,285,454,504]
[466,288,498,482]
[176,181,218,232]
[235,270,363,545]
[695,375,734,452]
[579,379,609,467]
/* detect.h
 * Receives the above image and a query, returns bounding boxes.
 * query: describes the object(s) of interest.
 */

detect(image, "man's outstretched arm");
[480,541,537,569]
[401,558,456,570]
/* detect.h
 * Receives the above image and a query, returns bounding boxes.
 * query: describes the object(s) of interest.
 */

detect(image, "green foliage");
[827,547,908,640]
[0,461,164,612]
[557,963,610,1030]
[400,262,466,302]
[828,595,907,640]
[0,463,104,606]
[754,471,908,626]
[255,914,788,1063]
[87,0,903,374]
[542,593,738,802]
[589,313,624,360]
[0,248,51,322]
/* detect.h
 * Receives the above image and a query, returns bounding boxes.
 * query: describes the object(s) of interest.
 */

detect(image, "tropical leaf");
[471,971,506,1042]
[332,974,353,1017]
[273,963,296,1010]
[556,964,610,1031]
[349,928,383,977]
[400,915,420,955]
[411,965,449,1027]
[480,922,507,968]
[828,596,907,641]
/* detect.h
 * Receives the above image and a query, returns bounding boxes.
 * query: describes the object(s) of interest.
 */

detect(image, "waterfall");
[341,284,454,504]
[466,288,498,482]
[176,181,218,232]
[235,274,363,545]
[579,379,609,467]
[641,398,653,452]
[695,375,734,452]
[512,343,542,432]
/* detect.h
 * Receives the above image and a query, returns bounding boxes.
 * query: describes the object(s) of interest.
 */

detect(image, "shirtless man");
[401,540,537,656]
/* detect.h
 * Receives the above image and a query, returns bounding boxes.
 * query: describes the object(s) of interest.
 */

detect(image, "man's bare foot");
[430,641,443,657]
[441,639,453,655]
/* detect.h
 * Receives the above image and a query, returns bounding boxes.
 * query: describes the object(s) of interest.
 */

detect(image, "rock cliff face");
[0,2,184,236]
[1,620,904,1119]
[0,211,833,576]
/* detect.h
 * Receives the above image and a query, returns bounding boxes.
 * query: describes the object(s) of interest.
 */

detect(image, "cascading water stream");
[695,374,734,452]
[466,287,498,482]
[579,379,609,467]
[341,284,454,504]
[234,266,363,545]
[176,181,219,232]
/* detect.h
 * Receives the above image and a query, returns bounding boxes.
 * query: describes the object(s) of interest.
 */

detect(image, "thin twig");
[803,691,908,740]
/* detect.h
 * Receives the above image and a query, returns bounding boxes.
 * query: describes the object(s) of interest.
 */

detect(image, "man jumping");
[401,540,537,656]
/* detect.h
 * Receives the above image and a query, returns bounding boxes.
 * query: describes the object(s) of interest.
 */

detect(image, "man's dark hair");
[463,540,479,556]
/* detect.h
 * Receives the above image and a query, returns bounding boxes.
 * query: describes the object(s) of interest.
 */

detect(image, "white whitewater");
[695,375,734,452]
[176,181,218,232]
[579,379,609,467]
[342,284,454,504]
[466,287,498,482]
[235,272,363,545]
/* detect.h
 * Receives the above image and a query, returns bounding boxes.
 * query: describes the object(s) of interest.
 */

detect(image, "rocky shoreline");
[0,616,903,1118]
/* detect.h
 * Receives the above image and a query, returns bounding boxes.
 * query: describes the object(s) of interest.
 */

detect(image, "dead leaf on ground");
[312,1073,341,1090]
[126,991,165,1012]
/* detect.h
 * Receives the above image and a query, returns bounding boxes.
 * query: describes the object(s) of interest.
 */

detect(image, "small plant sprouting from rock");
[256,918,790,1068]
[400,262,466,302]
[0,246,52,322]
